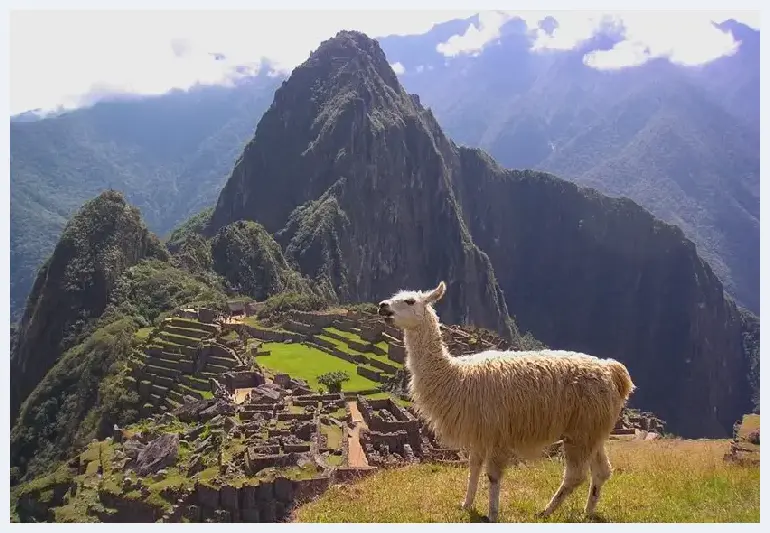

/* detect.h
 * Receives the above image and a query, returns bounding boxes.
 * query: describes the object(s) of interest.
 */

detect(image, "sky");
[9,9,761,115]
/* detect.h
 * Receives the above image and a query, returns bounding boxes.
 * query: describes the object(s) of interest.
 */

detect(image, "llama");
[378,282,635,522]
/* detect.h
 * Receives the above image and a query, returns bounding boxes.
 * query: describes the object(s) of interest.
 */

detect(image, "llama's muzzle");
[378,301,394,317]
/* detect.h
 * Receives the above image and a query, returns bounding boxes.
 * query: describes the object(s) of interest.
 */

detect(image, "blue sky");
[9,7,761,115]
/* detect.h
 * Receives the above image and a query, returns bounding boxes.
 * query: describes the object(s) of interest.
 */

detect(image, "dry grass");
[295,439,759,523]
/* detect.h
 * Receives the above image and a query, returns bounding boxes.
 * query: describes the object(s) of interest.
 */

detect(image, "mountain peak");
[274,29,403,107]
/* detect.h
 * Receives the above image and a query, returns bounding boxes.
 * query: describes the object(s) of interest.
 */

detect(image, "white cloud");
[390,61,405,75]
[436,11,513,57]
[9,9,760,114]
[582,12,743,69]
[435,10,759,70]
[9,10,474,115]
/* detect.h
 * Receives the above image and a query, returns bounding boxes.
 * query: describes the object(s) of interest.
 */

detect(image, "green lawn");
[320,422,343,449]
[318,333,401,371]
[257,343,379,392]
[324,327,365,343]
[133,327,153,342]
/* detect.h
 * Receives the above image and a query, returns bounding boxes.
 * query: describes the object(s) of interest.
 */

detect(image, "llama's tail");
[608,360,635,400]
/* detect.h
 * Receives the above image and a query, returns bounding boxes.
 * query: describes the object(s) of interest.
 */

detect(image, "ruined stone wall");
[356,366,385,383]
[224,371,264,391]
[193,475,331,522]
[240,325,306,343]
[388,344,406,364]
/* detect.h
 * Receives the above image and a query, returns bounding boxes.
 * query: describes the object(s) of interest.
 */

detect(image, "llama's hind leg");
[585,444,612,517]
[460,450,484,510]
[538,440,590,518]
[485,451,509,523]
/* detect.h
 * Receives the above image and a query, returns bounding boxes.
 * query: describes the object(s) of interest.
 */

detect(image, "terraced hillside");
[127,316,243,415]
[12,302,758,524]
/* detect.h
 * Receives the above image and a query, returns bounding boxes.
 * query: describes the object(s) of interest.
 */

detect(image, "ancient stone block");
[198,308,216,324]
[220,485,239,511]
[241,508,260,522]
[259,500,276,522]
[241,485,257,509]
[273,476,293,502]
[196,483,220,509]
[134,433,179,476]
[257,481,274,501]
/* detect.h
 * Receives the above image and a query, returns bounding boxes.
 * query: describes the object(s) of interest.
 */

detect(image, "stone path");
[346,401,369,468]
[233,387,256,404]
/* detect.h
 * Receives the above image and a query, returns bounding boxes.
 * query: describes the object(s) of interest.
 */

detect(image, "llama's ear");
[426,281,446,303]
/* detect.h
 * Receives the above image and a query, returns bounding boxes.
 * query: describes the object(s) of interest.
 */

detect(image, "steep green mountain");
[208,31,755,437]
[210,220,315,300]
[379,17,760,314]
[9,191,169,427]
[10,75,281,320]
[10,256,229,480]
[208,31,517,341]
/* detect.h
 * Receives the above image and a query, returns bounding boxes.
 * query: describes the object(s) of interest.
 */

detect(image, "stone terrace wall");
[194,475,332,522]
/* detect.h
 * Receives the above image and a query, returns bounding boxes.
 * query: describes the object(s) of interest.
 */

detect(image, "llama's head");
[378,281,446,330]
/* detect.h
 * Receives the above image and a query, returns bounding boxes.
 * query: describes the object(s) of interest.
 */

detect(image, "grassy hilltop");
[296,437,759,523]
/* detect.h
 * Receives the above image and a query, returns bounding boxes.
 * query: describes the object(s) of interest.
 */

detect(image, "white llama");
[378,282,635,522]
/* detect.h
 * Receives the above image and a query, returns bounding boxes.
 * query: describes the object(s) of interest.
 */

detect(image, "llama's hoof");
[480,515,490,523]
[536,510,551,519]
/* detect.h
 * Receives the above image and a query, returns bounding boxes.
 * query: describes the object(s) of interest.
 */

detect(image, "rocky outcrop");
[133,434,180,476]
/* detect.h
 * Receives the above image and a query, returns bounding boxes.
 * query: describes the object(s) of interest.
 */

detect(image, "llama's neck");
[403,308,453,383]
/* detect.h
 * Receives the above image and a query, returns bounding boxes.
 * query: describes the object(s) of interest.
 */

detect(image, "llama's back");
[433,350,632,454]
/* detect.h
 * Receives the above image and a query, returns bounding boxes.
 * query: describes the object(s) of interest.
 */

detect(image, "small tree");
[317,371,350,393]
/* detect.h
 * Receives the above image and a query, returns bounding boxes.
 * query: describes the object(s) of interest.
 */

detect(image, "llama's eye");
[405,299,415,306]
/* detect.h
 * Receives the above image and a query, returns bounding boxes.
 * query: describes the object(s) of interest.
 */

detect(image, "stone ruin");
[613,407,666,440]
[355,395,455,467]
[724,415,760,466]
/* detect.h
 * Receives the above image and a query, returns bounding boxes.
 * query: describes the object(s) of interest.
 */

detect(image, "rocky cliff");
[207,31,755,437]
[449,154,752,437]
[10,190,168,426]
[208,31,515,340]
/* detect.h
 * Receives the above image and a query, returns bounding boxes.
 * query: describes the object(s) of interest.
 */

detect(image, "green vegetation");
[133,327,153,342]
[257,343,378,392]
[257,290,329,318]
[10,76,282,321]
[210,220,314,301]
[165,207,213,252]
[11,258,227,481]
[296,439,759,523]
[739,309,760,412]
[317,371,350,393]
[10,190,169,429]
[320,422,343,449]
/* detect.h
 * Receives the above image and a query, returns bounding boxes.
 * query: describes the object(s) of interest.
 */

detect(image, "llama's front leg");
[485,452,509,523]
[460,450,484,510]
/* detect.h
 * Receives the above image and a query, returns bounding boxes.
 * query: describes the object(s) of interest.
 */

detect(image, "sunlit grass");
[295,439,759,523]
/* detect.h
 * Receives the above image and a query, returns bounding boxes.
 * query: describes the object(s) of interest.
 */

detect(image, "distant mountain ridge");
[208,30,756,438]
[10,74,281,319]
[9,16,758,320]
[378,16,760,314]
